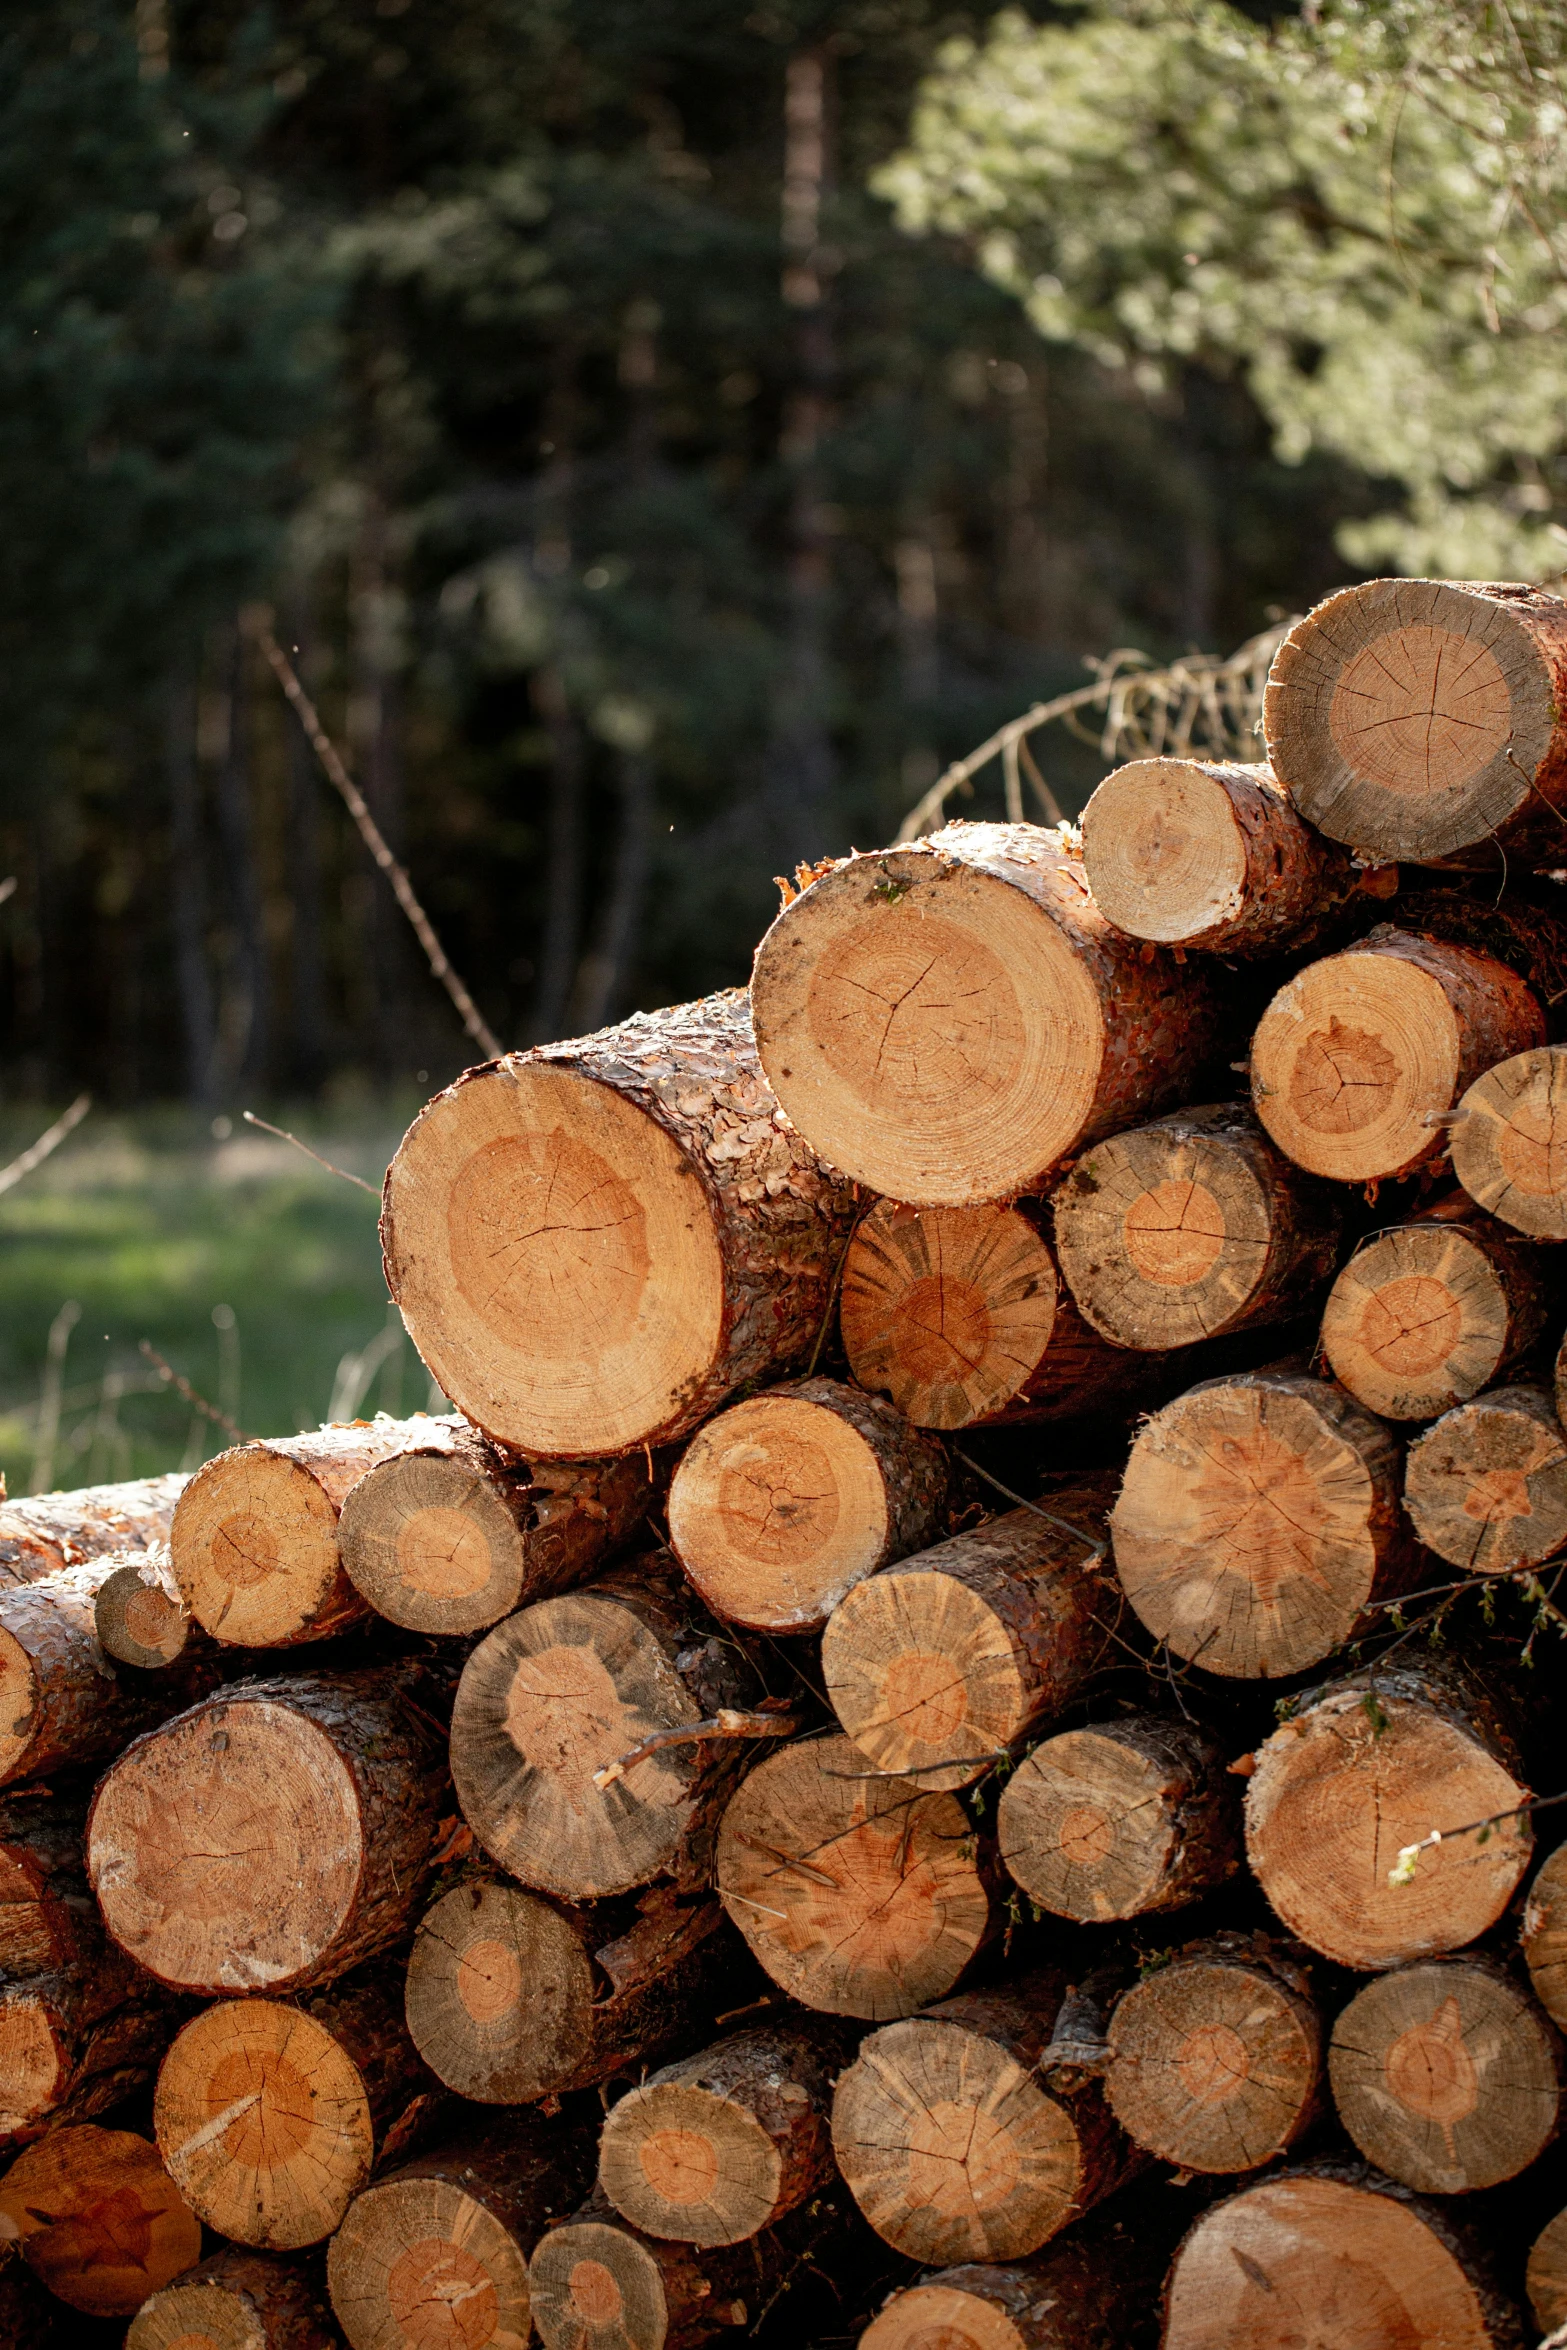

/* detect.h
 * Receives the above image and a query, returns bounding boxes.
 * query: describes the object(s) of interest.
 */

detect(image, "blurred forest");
[0,0,1381,1111]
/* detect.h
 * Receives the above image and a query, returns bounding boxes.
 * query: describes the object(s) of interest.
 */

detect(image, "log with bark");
[820,1486,1119,1793]
[381,991,858,1458]
[1053,1104,1342,1351]
[1452,1041,1567,1239]
[996,1716,1241,1924]
[1109,1368,1415,1680]
[1263,575,1567,870]
[750,822,1220,1206]
[0,1790,101,1977]
[0,2122,202,2316]
[1523,1844,1567,2029]
[0,1912,176,2143]
[0,1557,220,1788]
[666,1377,947,1633]
[1328,1953,1561,2193]
[1529,2206,1567,2339]
[714,1733,994,2021]
[92,1549,208,1669]
[127,2250,338,2350]
[1249,925,1545,1184]
[0,1469,186,1590]
[859,2229,1161,2350]
[87,1667,447,1994]
[1403,1382,1567,1576]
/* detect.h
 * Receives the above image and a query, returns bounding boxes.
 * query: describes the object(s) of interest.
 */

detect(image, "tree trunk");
[1529,2206,1567,2338]
[93,1553,208,1668]
[404,1876,736,2104]
[88,1667,448,1994]
[572,747,657,1035]
[449,1564,762,1901]
[0,2122,201,2316]
[597,2018,851,2247]
[667,1377,947,1633]
[1110,1368,1415,1679]
[531,661,587,1047]
[1244,1662,1531,1970]
[820,1485,1120,1790]
[1054,1103,1342,1350]
[154,1974,436,2250]
[165,667,216,1105]
[129,2249,338,2350]
[1264,575,1567,870]
[0,1559,219,1787]
[1081,756,1387,954]
[1162,2161,1527,2348]
[337,1415,657,1636]
[714,1731,994,2021]
[830,1977,1135,2266]
[1523,1843,1567,2029]
[170,1413,436,1646]
[1250,925,1545,1183]
[996,1715,1241,1923]
[214,621,270,1087]
[1321,1194,1552,1421]
[327,2111,597,2350]
[1404,1382,1567,1575]
[1102,1931,1322,2173]
[382,989,859,1457]
[0,1919,176,2143]
[1452,1042,1567,1238]
[751,821,1221,1206]
[0,1469,186,1588]
[839,1198,1167,1430]
[859,2221,1168,2350]
[281,591,332,1091]
[1328,1954,1560,2193]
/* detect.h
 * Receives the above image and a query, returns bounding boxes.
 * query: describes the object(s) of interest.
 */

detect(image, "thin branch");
[1390,1783,1567,1886]
[950,1446,1108,1561]
[138,1340,250,1443]
[592,1707,799,1790]
[0,876,16,907]
[0,1094,91,1199]
[241,1111,382,1198]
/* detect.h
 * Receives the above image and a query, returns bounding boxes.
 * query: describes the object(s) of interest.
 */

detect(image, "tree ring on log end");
[1453,1045,1567,1238]
[1523,1846,1567,2031]
[97,1562,193,1669]
[1529,2207,1567,2338]
[1104,1950,1320,2172]
[172,1452,341,1646]
[998,1731,1185,1921]
[339,1450,525,1635]
[328,2173,529,2350]
[1081,758,1250,944]
[860,2281,1027,2350]
[528,2220,666,2350]
[1251,950,1461,1181]
[128,2279,268,2350]
[822,1570,1025,1790]
[406,1878,593,2102]
[1322,1229,1514,1421]
[0,1628,39,1778]
[1404,1385,1567,1576]
[598,2079,780,2247]
[840,1201,1062,1428]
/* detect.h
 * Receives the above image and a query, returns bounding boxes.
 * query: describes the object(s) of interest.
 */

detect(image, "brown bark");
[667,1377,947,1633]
[1250,924,1545,1183]
[1110,1368,1416,1679]
[0,2271,53,2350]
[820,1485,1120,1789]
[404,1875,736,2103]
[1244,1661,1531,1970]
[996,1714,1241,1923]
[0,2123,201,2316]
[0,1911,177,2144]
[860,2228,1164,2350]
[92,1552,209,1668]
[87,1666,448,1994]
[1452,1041,1567,1238]
[1529,2205,1567,2337]
[1404,1382,1567,1575]
[381,990,859,1458]
[750,821,1220,1206]
[0,1469,186,1590]
[0,1790,93,1977]
[0,1558,220,1787]
[1524,1844,1567,2029]
[129,2249,338,2350]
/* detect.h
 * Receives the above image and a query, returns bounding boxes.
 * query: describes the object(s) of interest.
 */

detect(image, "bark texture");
[0,1912,177,2143]
[0,1558,219,1786]
[860,2232,1161,2350]
[128,2250,339,2350]
[0,1470,186,1590]
[997,1715,1241,1923]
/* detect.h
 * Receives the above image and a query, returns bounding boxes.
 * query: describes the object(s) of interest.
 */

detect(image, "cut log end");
[997,1717,1239,1923]
[93,1558,195,1669]
[1453,1043,1567,1239]
[1529,2207,1567,2337]
[406,1877,591,2102]
[1524,1845,1567,2030]
[0,2123,202,2316]
[338,1446,529,1633]
[1321,1216,1547,1421]
[328,2172,533,2350]
[527,2218,692,2350]
[861,2279,1032,2350]
[1404,1384,1567,1577]
[129,2251,337,2350]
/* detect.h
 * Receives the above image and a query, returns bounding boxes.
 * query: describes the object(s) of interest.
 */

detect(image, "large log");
[154,1974,435,2250]
[337,1415,657,1635]
[327,2112,596,2350]
[1102,1932,1322,2173]
[1053,1103,1341,1350]
[1249,925,1545,1184]
[128,2250,338,2350]
[0,2122,202,2316]
[859,2230,1160,2350]
[820,1487,1119,1791]
[87,1668,446,1994]
[381,990,858,1458]
[597,2019,849,2247]
[715,1733,993,2021]
[667,1378,947,1633]
[1328,1954,1560,2193]
[1451,1042,1567,1238]
[1403,1382,1567,1575]
[750,822,1220,1206]
[830,1977,1134,2266]
[0,1558,219,1788]
[1109,1368,1414,1680]
[1523,1844,1567,2028]
[996,1715,1241,1923]
[0,1913,175,2143]
[1245,1663,1530,1969]
[0,1469,185,1589]
[1263,575,1567,868]
[404,1876,734,2103]
[1529,2207,1567,2338]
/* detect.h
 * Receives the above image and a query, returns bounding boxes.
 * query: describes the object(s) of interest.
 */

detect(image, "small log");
[860,2222,1165,2350]
[337,1415,657,1634]
[0,1791,99,1976]
[128,2250,338,2350]
[1320,1195,1552,1421]
[449,1564,761,1901]
[87,1667,446,1994]
[1453,1042,1567,1237]
[820,1486,1119,1791]
[667,1377,947,1633]
[1523,1845,1567,2028]
[382,990,858,1458]
[1102,1932,1322,2173]
[0,2122,201,2316]
[750,822,1220,1206]
[830,1977,1134,2266]
[0,1920,175,2143]
[1109,1368,1414,1680]
[171,1413,434,1647]
[1328,1954,1561,2193]
[1529,2206,1567,2337]
[1250,925,1545,1184]
[1245,1662,1531,1970]
[1403,1382,1567,1576]
[1263,574,1567,868]
[0,1469,186,1590]
[154,1974,435,2250]
[405,1876,735,2103]
[0,1558,219,1787]
[996,1715,1241,1923]
[327,2112,597,2350]
[597,2019,850,2247]
[93,1551,207,1669]
[1054,1103,1342,1350]
[715,1733,993,2021]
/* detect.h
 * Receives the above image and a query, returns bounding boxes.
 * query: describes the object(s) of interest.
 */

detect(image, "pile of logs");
[9,573,1567,2346]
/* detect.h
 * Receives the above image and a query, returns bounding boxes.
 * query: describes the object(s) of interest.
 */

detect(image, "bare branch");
[241,1111,382,1198]
[0,1094,91,1199]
